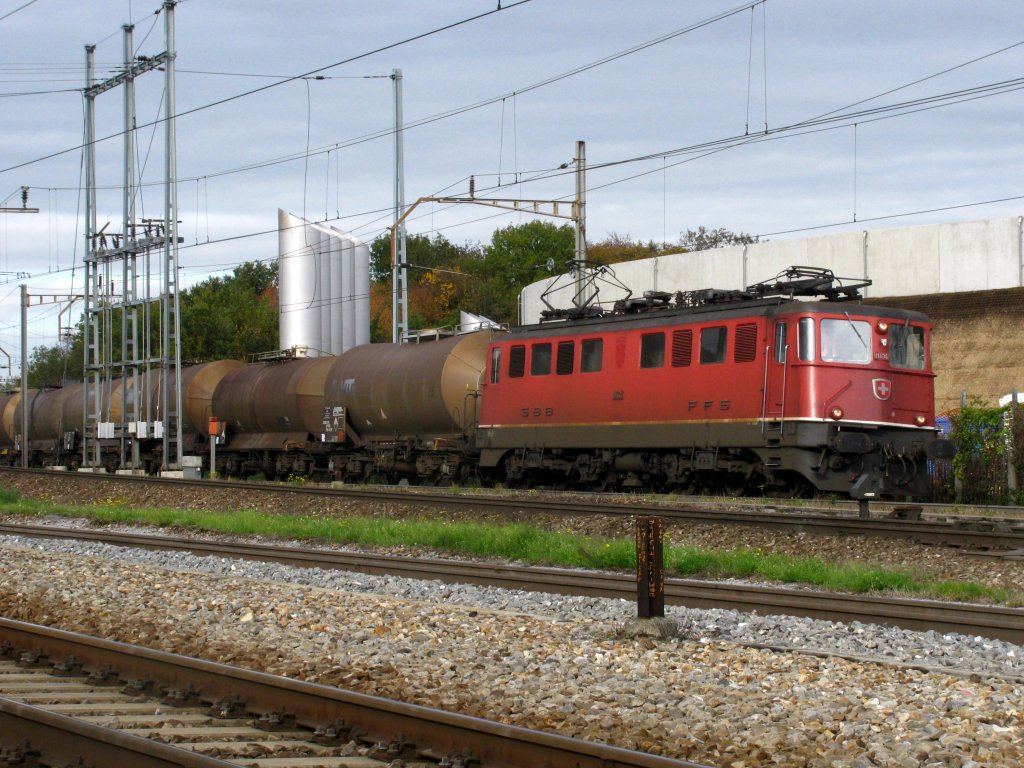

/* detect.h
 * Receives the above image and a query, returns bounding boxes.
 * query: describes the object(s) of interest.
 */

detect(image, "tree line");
[25,224,753,386]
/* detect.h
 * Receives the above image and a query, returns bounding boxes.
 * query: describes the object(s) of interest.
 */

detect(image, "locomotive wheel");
[500,457,525,489]
[720,474,748,497]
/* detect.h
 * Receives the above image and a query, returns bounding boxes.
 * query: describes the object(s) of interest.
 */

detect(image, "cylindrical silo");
[327,227,345,356]
[334,229,356,353]
[352,236,371,346]
[315,225,332,356]
[278,209,321,354]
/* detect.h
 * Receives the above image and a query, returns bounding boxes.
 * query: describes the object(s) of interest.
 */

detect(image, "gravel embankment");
[1,534,1022,767]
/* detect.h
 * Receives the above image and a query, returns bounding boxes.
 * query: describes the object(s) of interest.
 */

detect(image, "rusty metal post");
[1009,386,1019,493]
[636,516,665,618]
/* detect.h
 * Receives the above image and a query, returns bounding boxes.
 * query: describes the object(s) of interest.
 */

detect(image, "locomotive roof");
[509,297,931,338]
[513,266,933,339]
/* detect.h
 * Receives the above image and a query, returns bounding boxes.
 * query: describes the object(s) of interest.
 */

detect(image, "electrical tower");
[82,1,182,473]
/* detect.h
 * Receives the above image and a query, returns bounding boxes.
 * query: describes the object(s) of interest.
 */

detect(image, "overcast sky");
[0,0,1022,366]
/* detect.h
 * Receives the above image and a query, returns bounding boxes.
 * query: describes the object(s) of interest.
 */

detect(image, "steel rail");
[2,522,1021,642]
[2,465,1023,549]
[0,618,707,768]
[0,695,235,767]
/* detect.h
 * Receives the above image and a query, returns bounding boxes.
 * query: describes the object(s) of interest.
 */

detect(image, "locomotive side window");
[734,323,758,363]
[490,348,501,384]
[699,326,727,364]
[820,318,871,364]
[890,323,926,370]
[581,338,603,373]
[671,329,692,367]
[509,345,526,378]
[640,332,665,369]
[556,341,574,375]
[531,343,552,376]
[798,318,815,361]
[774,322,788,363]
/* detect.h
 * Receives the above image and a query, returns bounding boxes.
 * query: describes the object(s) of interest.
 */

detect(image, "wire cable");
[0,0,536,175]
[0,0,40,23]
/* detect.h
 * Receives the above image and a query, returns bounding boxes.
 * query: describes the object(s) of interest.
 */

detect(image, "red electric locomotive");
[476,267,953,500]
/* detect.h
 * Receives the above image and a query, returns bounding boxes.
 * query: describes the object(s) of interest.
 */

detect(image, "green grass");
[0,489,1019,606]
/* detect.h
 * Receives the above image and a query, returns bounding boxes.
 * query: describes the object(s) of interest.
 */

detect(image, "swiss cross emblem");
[872,378,892,400]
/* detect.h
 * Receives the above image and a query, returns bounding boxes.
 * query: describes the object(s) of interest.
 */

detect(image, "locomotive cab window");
[890,323,926,370]
[773,322,788,363]
[640,332,665,369]
[820,318,871,364]
[531,343,552,376]
[699,326,727,364]
[509,345,526,378]
[490,348,500,384]
[798,318,815,361]
[581,338,603,373]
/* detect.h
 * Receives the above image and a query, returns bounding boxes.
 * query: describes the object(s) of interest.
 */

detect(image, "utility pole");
[574,140,587,308]
[162,0,183,471]
[391,68,408,343]
[20,285,27,468]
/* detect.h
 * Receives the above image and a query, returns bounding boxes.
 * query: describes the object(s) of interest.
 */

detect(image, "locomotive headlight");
[830,407,844,420]
[877,321,889,333]
[915,415,927,426]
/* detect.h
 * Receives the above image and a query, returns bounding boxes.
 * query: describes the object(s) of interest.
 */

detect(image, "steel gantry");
[82,2,182,473]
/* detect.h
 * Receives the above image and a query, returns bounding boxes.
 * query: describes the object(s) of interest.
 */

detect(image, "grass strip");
[0,488,1018,606]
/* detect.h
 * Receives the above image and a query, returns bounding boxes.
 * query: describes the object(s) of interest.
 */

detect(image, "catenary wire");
[0,0,536,175]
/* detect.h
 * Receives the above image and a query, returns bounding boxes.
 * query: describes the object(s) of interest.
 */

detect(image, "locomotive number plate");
[520,407,555,418]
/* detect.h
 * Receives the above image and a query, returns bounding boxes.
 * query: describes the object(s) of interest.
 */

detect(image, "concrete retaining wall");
[520,216,1024,323]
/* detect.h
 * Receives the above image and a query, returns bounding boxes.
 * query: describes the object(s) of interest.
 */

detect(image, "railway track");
[2,521,1021,642]
[2,465,1024,551]
[0,618,706,768]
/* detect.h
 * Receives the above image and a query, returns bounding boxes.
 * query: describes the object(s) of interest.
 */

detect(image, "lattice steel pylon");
[82,2,182,473]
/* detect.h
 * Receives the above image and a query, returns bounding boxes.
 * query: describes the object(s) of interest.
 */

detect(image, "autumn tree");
[179,260,279,360]
[461,220,574,325]
[678,226,757,251]
[368,233,481,340]
[25,332,84,387]
[587,232,687,266]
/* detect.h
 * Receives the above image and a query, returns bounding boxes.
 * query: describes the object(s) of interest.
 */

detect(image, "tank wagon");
[0,267,953,500]
[208,331,491,482]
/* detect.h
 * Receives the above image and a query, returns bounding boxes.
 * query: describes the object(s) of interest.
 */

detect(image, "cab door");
[763,320,789,433]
